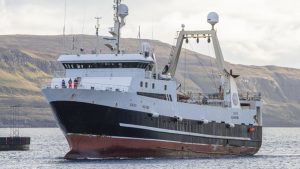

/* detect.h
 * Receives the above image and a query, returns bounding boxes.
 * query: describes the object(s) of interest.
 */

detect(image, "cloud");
[0,0,9,32]
[0,0,300,68]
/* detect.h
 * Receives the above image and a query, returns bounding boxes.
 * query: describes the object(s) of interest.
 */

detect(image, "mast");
[62,0,67,52]
[116,0,121,54]
[95,16,102,54]
[104,0,128,54]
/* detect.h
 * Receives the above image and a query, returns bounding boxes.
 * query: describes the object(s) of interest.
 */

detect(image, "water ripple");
[0,128,299,169]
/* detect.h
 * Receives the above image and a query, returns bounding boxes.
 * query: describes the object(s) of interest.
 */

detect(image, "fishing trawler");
[42,0,262,159]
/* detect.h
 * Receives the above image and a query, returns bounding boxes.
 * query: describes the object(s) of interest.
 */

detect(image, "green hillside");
[0,35,299,127]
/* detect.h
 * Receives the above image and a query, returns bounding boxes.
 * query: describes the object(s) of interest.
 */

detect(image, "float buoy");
[248,127,256,133]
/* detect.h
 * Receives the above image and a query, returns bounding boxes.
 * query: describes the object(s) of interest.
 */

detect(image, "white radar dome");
[118,4,129,18]
[207,12,219,26]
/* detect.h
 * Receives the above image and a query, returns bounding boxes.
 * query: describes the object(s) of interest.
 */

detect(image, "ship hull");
[49,100,262,159]
[65,134,260,159]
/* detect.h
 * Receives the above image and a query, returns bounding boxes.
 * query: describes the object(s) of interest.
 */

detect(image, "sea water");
[0,128,299,169]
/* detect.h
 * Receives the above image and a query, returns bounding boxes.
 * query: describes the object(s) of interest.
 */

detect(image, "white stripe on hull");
[119,123,251,141]
[66,133,257,148]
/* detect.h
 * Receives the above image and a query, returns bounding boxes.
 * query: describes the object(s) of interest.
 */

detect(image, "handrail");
[50,80,129,92]
[178,91,261,102]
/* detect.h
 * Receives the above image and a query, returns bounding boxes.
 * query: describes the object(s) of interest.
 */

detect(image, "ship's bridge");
[48,53,157,92]
[58,53,155,77]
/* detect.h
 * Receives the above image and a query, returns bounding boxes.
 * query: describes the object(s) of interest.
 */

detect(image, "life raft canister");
[248,127,256,133]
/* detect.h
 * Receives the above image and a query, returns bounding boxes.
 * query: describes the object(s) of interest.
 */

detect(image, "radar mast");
[104,0,128,54]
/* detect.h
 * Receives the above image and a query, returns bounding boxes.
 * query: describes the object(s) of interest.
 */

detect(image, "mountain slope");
[0,35,299,127]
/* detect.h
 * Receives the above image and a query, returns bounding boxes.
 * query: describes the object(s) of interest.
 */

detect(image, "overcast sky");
[1,0,300,68]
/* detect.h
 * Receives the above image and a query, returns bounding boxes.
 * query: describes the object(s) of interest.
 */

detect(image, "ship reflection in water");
[0,128,299,169]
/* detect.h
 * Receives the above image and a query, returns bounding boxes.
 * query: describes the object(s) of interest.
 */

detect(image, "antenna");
[63,0,67,52]
[95,17,102,36]
[95,17,102,54]
[138,25,141,39]
[72,35,75,51]
[151,24,154,40]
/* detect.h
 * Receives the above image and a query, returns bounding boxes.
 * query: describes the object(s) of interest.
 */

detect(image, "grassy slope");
[0,35,299,127]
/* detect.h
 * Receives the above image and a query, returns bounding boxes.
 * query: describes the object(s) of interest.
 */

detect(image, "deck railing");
[49,80,129,92]
[177,91,261,107]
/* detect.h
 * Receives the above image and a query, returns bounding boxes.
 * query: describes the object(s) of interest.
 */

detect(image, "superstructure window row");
[140,81,155,89]
[63,62,153,69]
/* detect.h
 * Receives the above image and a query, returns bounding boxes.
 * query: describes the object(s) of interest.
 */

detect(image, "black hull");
[50,101,262,159]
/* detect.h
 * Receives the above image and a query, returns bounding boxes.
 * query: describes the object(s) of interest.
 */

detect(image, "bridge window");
[145,82,148,88]
[164,85,167,91]
[152,83,155,89]
[63,62,152,70]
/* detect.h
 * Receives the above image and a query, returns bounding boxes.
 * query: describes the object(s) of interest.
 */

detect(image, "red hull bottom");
[65,134,260,160]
